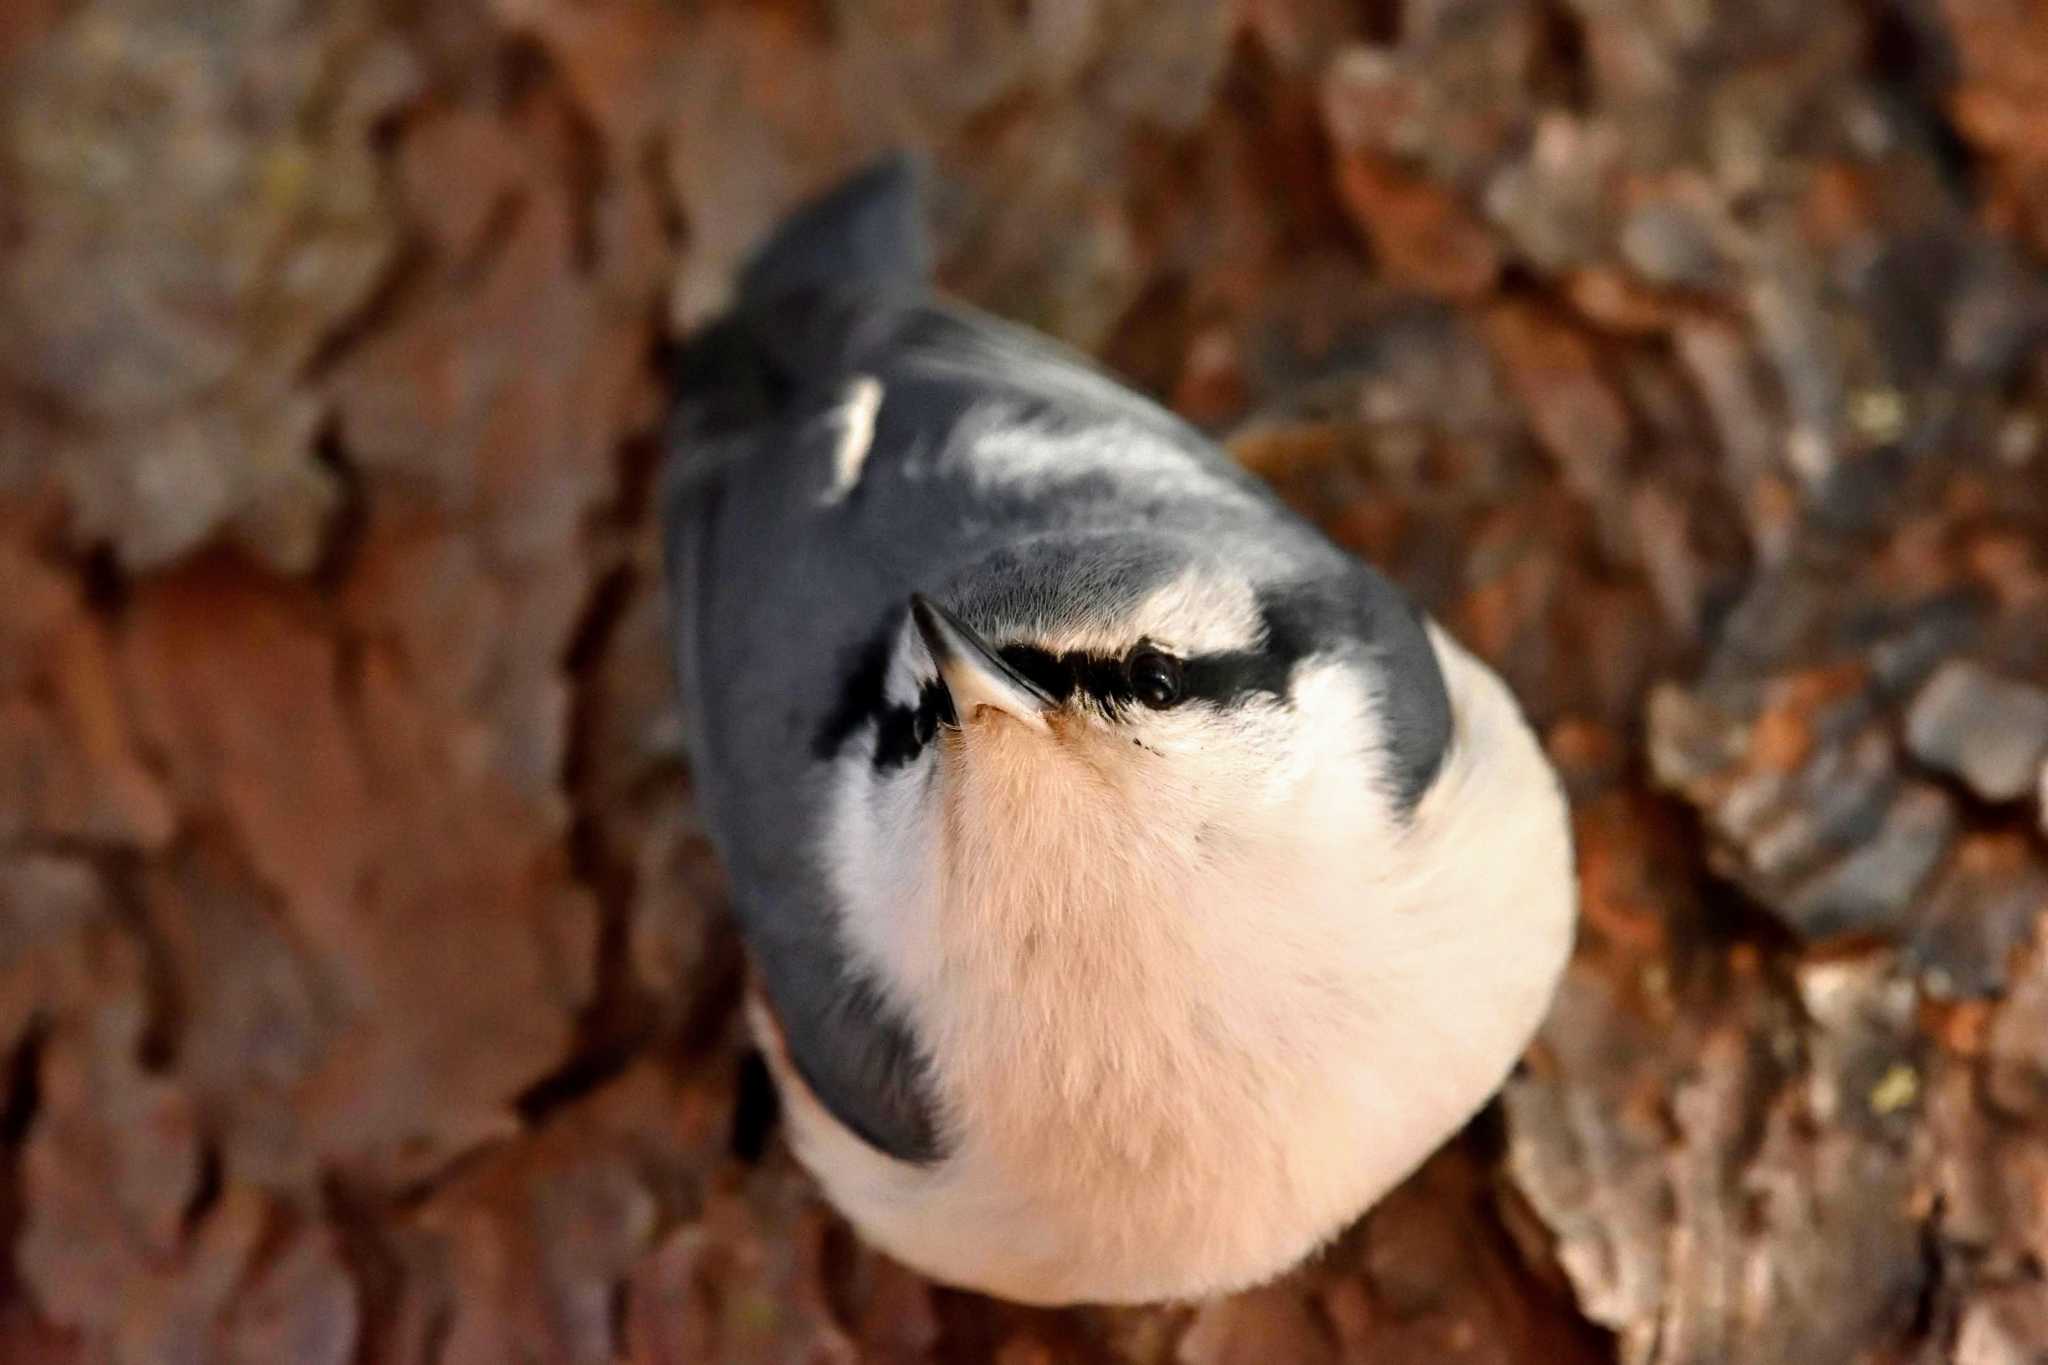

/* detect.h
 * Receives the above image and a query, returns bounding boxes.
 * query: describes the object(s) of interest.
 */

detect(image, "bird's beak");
[910,594,1053,733]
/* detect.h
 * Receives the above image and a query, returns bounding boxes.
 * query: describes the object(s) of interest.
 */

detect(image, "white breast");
[780,630,1574,1305]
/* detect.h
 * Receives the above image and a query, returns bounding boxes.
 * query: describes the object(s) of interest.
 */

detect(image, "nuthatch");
[663,157,1575,1306]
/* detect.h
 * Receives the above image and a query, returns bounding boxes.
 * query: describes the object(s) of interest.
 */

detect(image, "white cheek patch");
[1124,659,1376,802]
[818,375,884,506]
[1125,706,1295,814]
[819,749,944,995]
[1286,658,1404,826]
[883,618,936,708]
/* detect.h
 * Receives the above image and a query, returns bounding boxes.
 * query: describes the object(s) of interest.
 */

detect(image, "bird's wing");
[734,876,946,1162]
[662,157,966,1164]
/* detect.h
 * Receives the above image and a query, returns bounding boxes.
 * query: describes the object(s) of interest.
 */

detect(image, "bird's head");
[824,534,1570,1037]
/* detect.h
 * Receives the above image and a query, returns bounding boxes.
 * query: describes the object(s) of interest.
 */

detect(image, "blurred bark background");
[3,0,2048,1360]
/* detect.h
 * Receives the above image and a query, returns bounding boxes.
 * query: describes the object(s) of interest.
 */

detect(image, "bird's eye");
[1127,648,1184,709]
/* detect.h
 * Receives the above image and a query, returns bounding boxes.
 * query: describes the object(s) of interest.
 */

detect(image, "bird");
[661,155,1576,1307]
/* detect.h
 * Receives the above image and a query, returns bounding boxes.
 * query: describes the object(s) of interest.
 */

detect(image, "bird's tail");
[671,155,929,431]
[736,153,932,309]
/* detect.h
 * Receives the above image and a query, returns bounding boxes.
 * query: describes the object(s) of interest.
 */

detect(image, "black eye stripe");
[993,645,1079,701]
[995,642,1294,714]
[1180,649,1293,702]
[820,577,1449,813]
[869,679,952,771]
[814,608,955,774]
[996,645,1132,711]
[821,589,1325,774]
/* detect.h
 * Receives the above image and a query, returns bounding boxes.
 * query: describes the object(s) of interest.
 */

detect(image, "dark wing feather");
[663,157,952,1165]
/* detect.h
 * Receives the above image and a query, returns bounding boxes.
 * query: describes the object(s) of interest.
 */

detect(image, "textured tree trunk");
[2,0,2046,1359]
